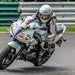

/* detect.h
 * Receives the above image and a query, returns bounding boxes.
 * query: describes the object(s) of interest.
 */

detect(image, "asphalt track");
[0,33,75,75]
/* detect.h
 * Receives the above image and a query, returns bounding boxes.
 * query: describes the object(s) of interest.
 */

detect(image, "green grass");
[0,26,9,32]
[66,25,75,32]
[0,25,75,32]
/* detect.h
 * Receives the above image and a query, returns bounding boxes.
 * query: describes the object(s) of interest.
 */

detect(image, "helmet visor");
[39,14,50,21]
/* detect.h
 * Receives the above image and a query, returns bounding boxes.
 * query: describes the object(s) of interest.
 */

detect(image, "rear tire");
[33,44,55,66]
[0,45,16,70]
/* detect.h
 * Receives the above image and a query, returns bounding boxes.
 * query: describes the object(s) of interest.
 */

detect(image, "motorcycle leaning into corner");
[0,20,66,70]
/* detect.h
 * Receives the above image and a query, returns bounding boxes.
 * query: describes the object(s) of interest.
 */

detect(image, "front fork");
[8,41,21,54]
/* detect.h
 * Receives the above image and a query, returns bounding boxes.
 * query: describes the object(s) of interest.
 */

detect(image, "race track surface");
[0,33,75,75]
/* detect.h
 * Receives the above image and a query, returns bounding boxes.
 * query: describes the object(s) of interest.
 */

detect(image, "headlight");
[16,33,31,41]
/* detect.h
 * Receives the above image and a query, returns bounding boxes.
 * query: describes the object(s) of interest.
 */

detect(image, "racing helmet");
[38,5,53,23]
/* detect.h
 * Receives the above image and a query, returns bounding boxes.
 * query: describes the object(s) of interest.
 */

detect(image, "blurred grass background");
[0,25,75,32]
[0,26,9,32]
[66,25,75,32]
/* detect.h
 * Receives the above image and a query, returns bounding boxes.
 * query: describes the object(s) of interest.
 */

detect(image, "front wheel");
[0,45,16,70]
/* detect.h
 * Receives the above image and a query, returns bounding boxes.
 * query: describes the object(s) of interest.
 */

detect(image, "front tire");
[0,45,16,70]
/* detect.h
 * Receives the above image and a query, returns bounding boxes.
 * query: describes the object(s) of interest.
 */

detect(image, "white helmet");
[39,5,53,23]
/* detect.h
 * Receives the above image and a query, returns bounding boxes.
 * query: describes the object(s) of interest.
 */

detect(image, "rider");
[14,4,64,46]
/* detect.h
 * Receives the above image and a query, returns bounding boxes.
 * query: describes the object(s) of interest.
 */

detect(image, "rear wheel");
[33,44,55,66]
[0,45,16,70]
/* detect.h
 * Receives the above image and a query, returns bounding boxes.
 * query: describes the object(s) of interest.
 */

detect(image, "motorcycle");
[0,20,66,70]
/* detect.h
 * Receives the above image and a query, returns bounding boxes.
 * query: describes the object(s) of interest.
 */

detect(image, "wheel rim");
[36,48,55,66]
